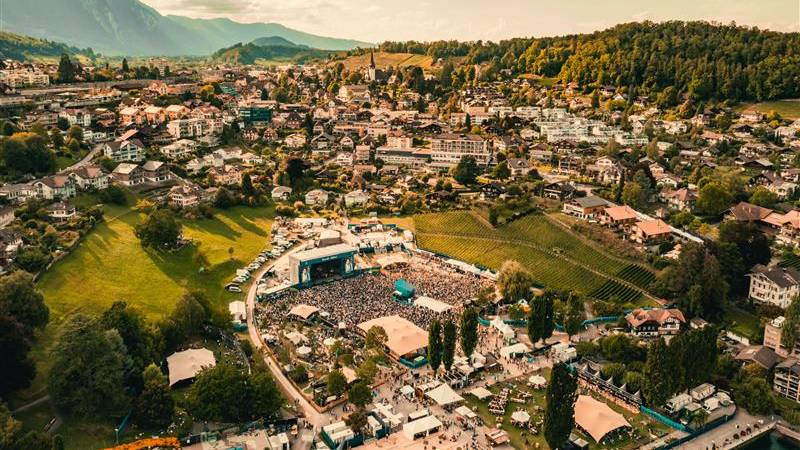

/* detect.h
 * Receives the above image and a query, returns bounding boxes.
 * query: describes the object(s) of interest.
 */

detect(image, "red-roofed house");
[625,308,686,337]
[632,219,672,244]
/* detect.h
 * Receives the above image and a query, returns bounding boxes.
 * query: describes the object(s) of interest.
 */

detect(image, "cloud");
[139,0,800,42]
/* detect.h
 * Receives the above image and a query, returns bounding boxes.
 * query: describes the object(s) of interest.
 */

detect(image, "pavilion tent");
[468,386,493,400]
[500,342,530,358]
[425,383,465,407]
[167,348,216,386]
[455,405,477,419]
[574,395,631,442]
[414,296,453,313]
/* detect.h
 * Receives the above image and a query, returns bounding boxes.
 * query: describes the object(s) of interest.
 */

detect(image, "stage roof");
[414,296,452,313]
[290,243,357,264]
[166,348,216,386]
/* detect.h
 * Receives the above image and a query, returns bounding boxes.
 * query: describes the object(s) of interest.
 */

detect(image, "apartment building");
[429,134,490,168]
[748,264,800,309]
[774,358,800,403]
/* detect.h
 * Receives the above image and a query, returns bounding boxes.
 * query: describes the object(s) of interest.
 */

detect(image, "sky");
[139,0,800,43]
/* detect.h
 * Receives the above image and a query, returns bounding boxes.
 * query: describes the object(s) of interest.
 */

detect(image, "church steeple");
[369,51,376,69]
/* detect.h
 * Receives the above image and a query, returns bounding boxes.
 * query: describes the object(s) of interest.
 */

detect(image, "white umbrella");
[297,346,312,356]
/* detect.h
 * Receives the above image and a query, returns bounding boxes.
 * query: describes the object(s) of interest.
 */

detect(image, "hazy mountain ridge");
[0,0,372,56]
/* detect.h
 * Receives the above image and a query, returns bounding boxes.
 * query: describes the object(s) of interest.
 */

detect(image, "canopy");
[529,375,547,388]
[500,342,530,358]
[511,410,530,424]
[425,383,464,407]
[574,395,631,442]
[167,348,216,386]
[394,279,415,298]
[414,296,453,313]
[288,304,319,320]
[297,346,312,356]
[468,386,493,400]
[455,406,477,419]
[402,415,442,440]
[358,315,427,357]
[401,385,415,396]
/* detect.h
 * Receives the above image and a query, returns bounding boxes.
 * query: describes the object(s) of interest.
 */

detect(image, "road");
[58,143,102,174]
[245,245,327,429]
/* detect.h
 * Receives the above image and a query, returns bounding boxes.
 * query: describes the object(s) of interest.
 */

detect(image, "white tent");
[490,317,515,341]
[425,383,464,407]
[296,346,312,357]
[228,301,246,323]
[500,342,530,359]
[413,296,453,313]
[511,410,531,425]
[167,348,216,386]
[455,405,477,419]
[402,415,442,440]
[529,375,547,388]
[468,386,493,400]
[400,385,415,397]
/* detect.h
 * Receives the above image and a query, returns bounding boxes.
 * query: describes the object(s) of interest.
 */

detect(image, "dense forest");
[0,31,92,61]
[378,21,800,102]
[212,42,334,65]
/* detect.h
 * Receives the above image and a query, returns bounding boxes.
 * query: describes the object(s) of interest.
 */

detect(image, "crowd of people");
[254,258,492,332]
[384,257,494,306]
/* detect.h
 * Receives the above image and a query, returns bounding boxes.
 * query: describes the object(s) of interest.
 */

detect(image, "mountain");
[212,42,333,65]
[0,31,92,61]
[0,0,373,56]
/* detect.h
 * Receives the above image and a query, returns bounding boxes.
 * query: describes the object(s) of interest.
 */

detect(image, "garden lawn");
[20,205,274,405]
[737,100,800,119]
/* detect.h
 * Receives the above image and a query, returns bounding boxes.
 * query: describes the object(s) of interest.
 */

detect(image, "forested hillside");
[0,31,91,61]
[378,21,800,102]
[212,42,334,65]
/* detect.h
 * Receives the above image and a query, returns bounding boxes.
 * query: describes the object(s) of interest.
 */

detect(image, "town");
[1,3,800,450]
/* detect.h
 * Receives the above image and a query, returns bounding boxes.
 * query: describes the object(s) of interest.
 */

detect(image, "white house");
[748,264,800,309]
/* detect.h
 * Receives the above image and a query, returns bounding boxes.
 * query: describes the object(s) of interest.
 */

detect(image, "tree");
[327,370,347,397]
[346,409,369,436]
[543,363,578,450]
[442,320,457,372]
[734,375,774,415]
[356,358,378,384]
[492,160,510,179]
[0,315,36,397]
[749,186,778,208]
[250,371,282,419]
[348,381,372,408]
[453,155,479,185]
[161,292,208,350]
[50,129,64,149]
[135,364,174,428]
[2,133,57,175]
[67,125,83,144]
[643,338,673,406]
[621,182,647,209]
[460,308,479,358]
[241,173,255,197]
[695,182,733,216]
[122,58,129,72]
[214,187,237,209]
[364,326,387,352]
[783,295,800,351]
[0,271,49,336]
[57,54,75,83]
[101,301,156,389]
[427,320,442,373]
[591,90,600,108]
[15,247,49,274]
[188,364,262,422]
[135,208,181,249]
[49,314,130,417]
[497,260,533,301]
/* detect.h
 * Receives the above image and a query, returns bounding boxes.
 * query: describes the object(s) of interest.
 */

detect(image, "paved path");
[57,143,101,174]
[245,245,327,430]
[11,395,50,414]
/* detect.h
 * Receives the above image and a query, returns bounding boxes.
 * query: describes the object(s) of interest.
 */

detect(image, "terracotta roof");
[626,308,686,328]
[635,219,672,236]
[603,205,638,221]
[729,202,773,221]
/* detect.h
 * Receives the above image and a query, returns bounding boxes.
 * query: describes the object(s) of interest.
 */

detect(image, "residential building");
[102,139,145,162]
[271,186,292,201]
[112,163,144,186]
[562,196,609,220]
[632,219,672,244]
[67,166,110,190]
[765,316,800,358]
[429,134,490,168]
[34,175,76,200]
[168,184,202,208]
[208,164,243,186]
[141,161,171,184]
[774,358,800,403]
[344,190,370,207]
[625,308,686,337]
[748,264,800,309]
[46,202,77,222]
[305,189,329,206]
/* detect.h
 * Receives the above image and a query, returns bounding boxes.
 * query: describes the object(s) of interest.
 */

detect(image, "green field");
[738,100,800,119]
[17,202,272,395]
[14,202,274,448]
[414,211,656,303]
